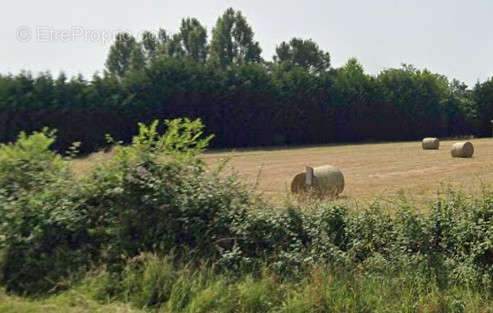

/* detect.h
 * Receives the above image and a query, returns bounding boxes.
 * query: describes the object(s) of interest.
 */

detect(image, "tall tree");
[105,33,145,78]
[209,8,262,67]
[165,33,186,59]
[274,38,331,73]
[332,58,382,141]
[141,31,160,62]
[179,18,208,62]
[378,64,449,138]
[473,77,493,136]
[141,20,207,64]
[443,79,476,136]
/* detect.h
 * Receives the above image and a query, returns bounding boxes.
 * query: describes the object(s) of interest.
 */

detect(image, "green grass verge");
[0,289,144,313]
[3,256,493,313]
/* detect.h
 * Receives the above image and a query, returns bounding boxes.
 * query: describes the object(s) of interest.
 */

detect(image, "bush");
[0,118,262,294]
[0,129,69,196]
[0,129,96,293]
[0,130,92,293]
[4,119,493,297]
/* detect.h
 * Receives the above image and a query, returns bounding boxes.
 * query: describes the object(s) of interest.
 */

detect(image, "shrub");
[0,118,261,294]
[0,130,90,293]
[4,119,493,297]
[0,129,69,196]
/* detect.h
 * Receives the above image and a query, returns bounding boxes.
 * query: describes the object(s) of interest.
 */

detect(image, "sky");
[1,0,492,86]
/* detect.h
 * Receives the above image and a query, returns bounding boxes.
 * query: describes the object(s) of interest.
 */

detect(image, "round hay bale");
[290,172,308,194]
[451,141,474,158]
[422,137,439,150]
[290,165,345,197]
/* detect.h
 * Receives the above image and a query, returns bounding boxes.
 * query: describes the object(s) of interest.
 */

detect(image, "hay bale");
[291,165,344,197]
[291,172,308,194]
[422,137,439,150]
[451,141,474,158]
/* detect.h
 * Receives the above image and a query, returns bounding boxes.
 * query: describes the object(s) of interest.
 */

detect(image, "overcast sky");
[1,0,492,86]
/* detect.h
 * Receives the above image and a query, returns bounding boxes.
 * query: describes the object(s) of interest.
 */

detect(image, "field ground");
[73,138,493,208]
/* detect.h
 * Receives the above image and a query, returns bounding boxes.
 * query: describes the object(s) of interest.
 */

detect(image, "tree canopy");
[1,8,492,153]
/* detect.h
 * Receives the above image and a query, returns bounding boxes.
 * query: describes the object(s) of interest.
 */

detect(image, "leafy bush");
[0,118,260,294]
[3,119,493,297]
[0,130,91,293]
[0,129,69,196]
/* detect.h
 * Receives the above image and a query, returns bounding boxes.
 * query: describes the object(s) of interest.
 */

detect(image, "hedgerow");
[2,119,493,296]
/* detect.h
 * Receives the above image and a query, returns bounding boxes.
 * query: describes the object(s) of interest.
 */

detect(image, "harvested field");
[72,138,493,207]
[201,138,493,206]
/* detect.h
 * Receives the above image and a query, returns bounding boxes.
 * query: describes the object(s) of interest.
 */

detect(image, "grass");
[72,138,493,207]
[3,261,493,313]
[0,289,144,313]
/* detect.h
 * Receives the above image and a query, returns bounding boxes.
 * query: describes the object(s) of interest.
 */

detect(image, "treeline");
[1,8,493,152]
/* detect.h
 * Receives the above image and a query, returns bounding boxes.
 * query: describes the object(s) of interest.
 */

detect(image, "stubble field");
[73,138,493,207]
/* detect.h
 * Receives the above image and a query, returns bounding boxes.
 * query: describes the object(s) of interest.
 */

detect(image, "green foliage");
[209,8,263,67]
[105,33,145,79]
[0,129,89,293]
[2,8,491,153]
[0,181,95,294]
[0,118,243,294]
[377,64,450,139]
[131,118,214,160]
[4,121,493,299]
[474,77,493,137]
[44,255,493,313]
[274,38,331,73]
[0,129,67,196]
[5,119,493,296]
[179,18,208,62]
[5,119,493,312]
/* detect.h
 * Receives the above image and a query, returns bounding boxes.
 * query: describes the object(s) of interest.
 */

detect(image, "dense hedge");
[1,60,491,153]
[1,8,492,153]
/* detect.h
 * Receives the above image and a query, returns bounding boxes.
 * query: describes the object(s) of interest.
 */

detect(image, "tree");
[141,31,160,62]
[179,18,208,62]
[274,38,330,73]
[332,58,383,141]
[473,77,493,136]
[377,64,449,138]
[443,79,476,136]
[105,33,145,78]
[209,8,262,67]
[166,33,186,59]
[272,64,333,144]
[141,20,207,64]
